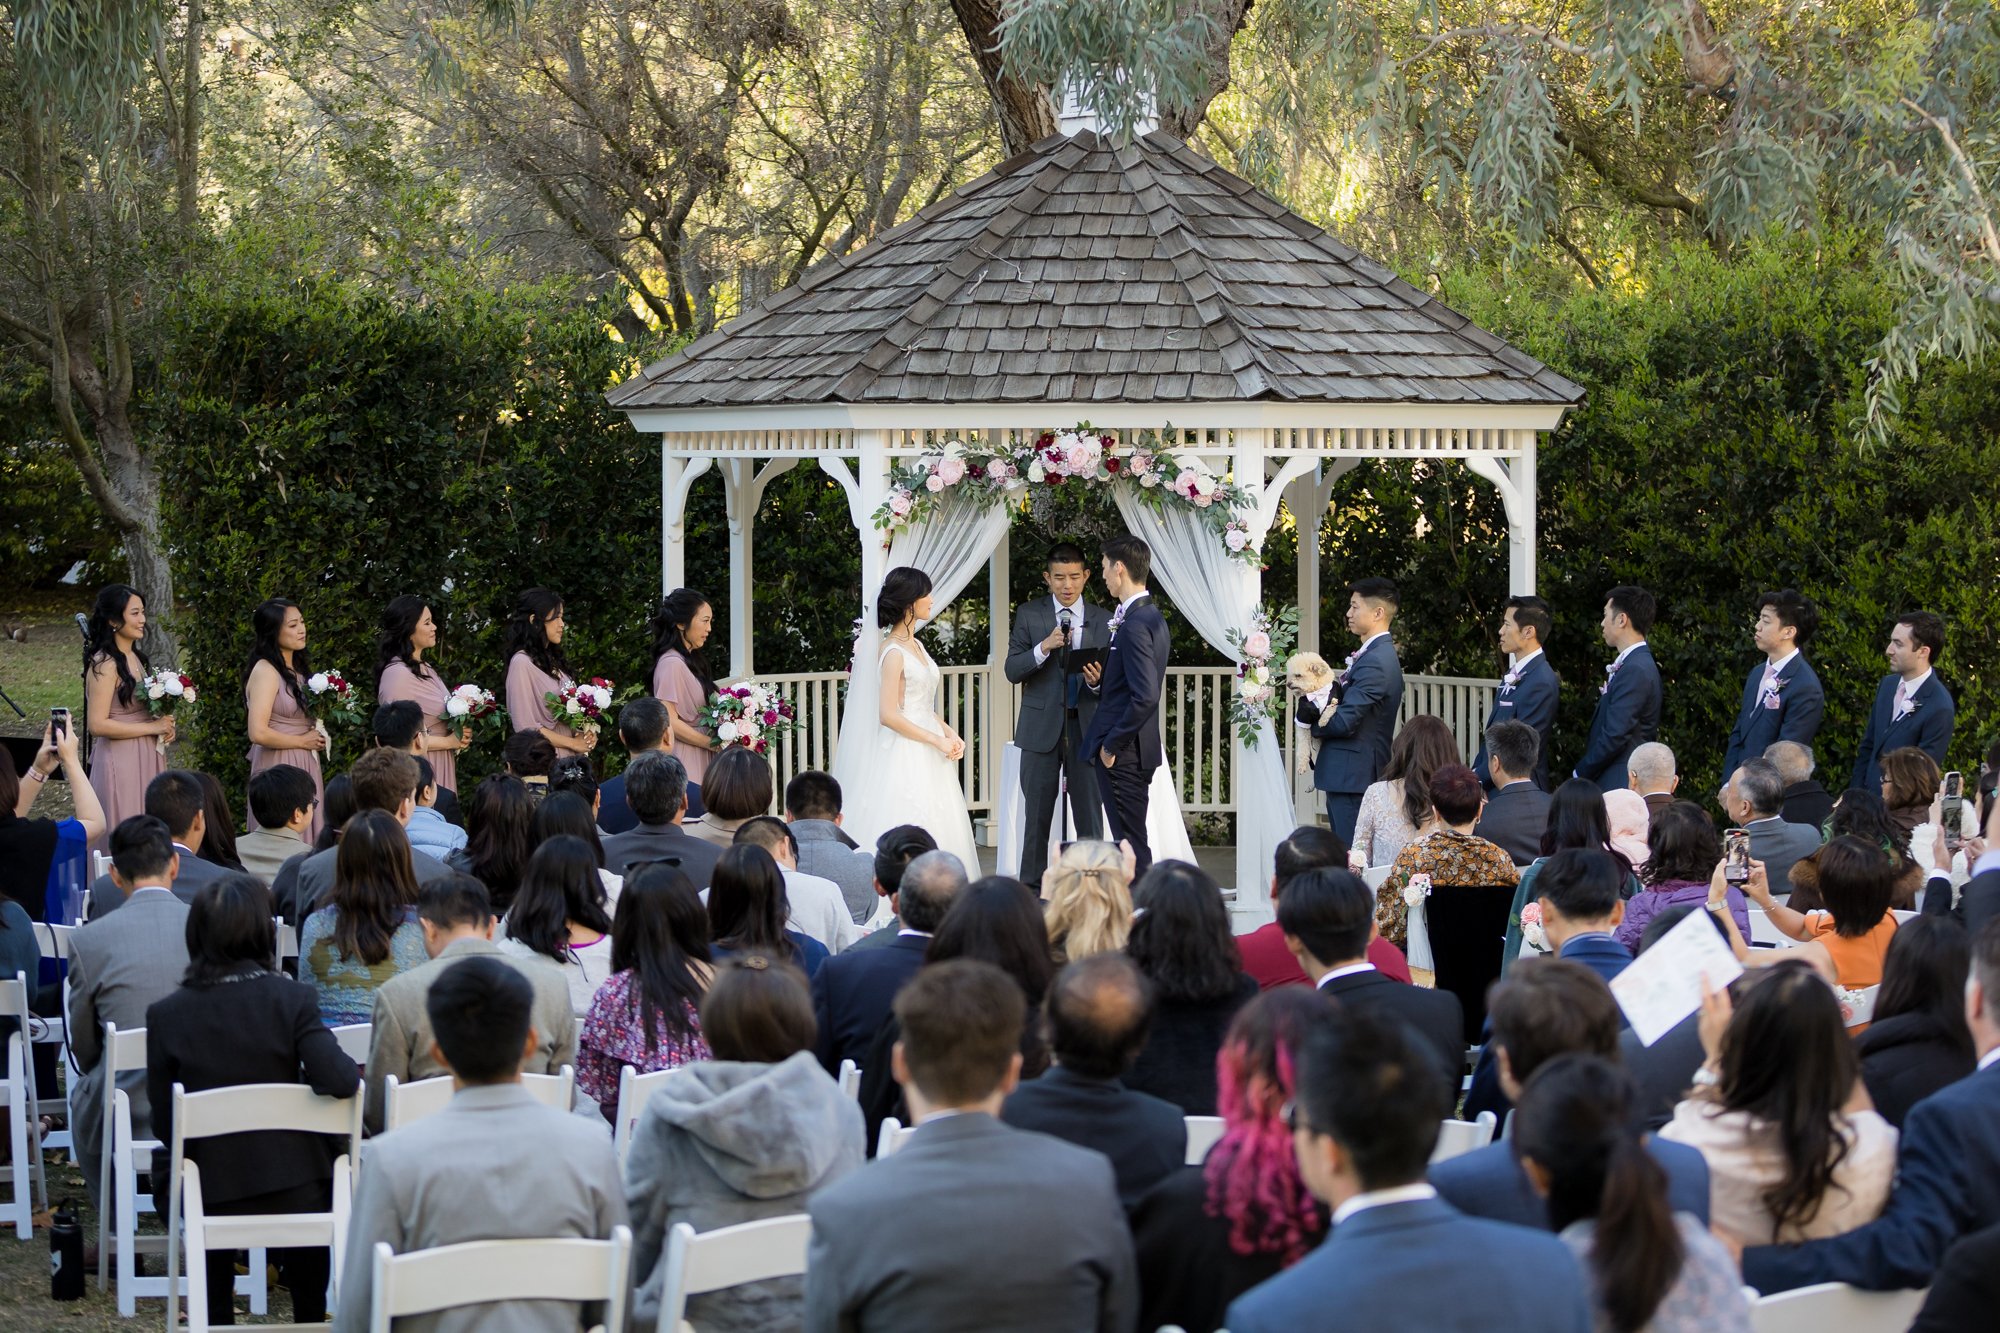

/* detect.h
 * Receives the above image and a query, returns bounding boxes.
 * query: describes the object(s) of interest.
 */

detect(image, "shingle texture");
[609,130,1583,410]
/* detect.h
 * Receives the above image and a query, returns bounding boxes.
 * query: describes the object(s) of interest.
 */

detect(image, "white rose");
[307,672,330,693]
[925,473,946,493]
[717,720,740,743]
[147,683,165,700]
[446,696,471,717]
[1243,630,1271,658]
[455,683,481,699]
[164,676,185,696]
[1140,472,1161,488]
[1225,529,1249,552]
[1194,473,1217,497]
[738,720,761,740]
[589,686,612,708]
[1027,460,1046,483]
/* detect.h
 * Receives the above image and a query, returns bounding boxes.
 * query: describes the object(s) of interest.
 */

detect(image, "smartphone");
[50,707,70,741]
[1723,828,1751,885]
[1943,771,1965,852]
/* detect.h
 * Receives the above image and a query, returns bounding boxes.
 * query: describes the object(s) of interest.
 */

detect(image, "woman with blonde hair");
[1044,839,1134,965]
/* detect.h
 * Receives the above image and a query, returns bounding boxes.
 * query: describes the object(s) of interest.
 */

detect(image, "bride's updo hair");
[877,567,933,630]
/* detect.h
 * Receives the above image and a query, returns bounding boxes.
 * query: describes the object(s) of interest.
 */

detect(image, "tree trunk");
[1156,0,1253,140]
[179,0,203,231]
[948,0,1058,155]
[93,416,180,666]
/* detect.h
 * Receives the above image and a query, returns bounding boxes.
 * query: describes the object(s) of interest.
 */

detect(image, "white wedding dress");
[845,639,982,876]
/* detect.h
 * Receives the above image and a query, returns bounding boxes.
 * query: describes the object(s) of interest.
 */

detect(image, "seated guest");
[597,696,672,836]
[148,876,359,1325]
[708,844,830,978]
[844,825,939,950]
[1123,861,1259,1115]
[1618,802,1749,950]
[1912,1219,2000,1332]
[532,787,622,904]
[1353,715,1459,870]
[1,721,107,922]
[300,809,428,1027]
[87,769,224,916]
[307,774,354,854]
[1223,1010,1592,1333]
[444,773,535,916]
[1744,916,2000,1293]
[628,956,864,1333]
[1602,787,1653,872]
[688,747,773,849]
[1041,839,1133,965]
[1474,721,1552,864]
[235,765,317,886]
[734,815,857,953]
[1722,757,1822,897]
[284,749,455,923]
[1729,835,1899,990]
[1660,962,1898,1243]
[1514,1056,1752,1333]
[1881,746,1941,848]
[1858,916,1976,1128]
[1378,763,1519,950]
[1504,778,1640,967]
[1436,959,1709,1227]
[67,816,192,1214]
[1237,826,1410,989]
[1001,953,1186,1207]
[578,862,714,1119]
[502,726,557,801]
[1791,787,1925,909]
[804,960,1136,1332]
[1131,990,1331,1333]
[1627,741,1679,824]
[1277,866,1462,1083]
[362,874,576,1134]
[599,751,723,888]
[1619,907,1723,1132]
[811,846,963,1071]
[402,756,466,861]
[783,770,877,924]
[336,957,626,1333]
[1767,740,1834,833]
[498,834,617,1016]
[192,772,247,872]
[371,700,461,824]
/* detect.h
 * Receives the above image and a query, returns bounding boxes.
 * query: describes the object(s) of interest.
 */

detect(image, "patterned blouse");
[577,967,712,1114]
[299,907,429,1027]
[1353,779,1425,868]
[1379,829,1521,949]
[1561,1214,1752,1333]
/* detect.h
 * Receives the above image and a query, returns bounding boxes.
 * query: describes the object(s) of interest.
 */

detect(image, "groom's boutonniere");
[1500,663,1524,694]
[1108,604,1127,644]
[1599,658,1622,697]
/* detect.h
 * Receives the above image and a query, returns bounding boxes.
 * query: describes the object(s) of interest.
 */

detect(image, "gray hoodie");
[626,1051,865,1332]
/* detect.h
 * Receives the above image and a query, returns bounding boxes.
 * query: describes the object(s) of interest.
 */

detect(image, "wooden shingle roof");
[609,130,1583,411]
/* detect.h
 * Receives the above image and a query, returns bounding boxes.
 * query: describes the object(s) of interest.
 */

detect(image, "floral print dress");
[1378,829,1521,949]
[578,967,712,1115]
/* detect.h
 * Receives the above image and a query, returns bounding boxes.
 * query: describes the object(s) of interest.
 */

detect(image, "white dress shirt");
[1895,669,1933,719]
[1332,1182,1438,1226]
[1315,962,1376,988]
[1031,595,1088,667]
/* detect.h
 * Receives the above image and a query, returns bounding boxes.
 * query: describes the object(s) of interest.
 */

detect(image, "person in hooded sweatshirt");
[625,954,866,1332]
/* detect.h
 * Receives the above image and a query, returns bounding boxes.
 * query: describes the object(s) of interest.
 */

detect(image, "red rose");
[1105,457,1121,473]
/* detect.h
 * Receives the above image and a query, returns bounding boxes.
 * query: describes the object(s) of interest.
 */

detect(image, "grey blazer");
[804,1111,1137,1333]
[791,820,878,923]
[335,1083,627,1333]
[85,845,225,919]
[1748,816,1824,898]
[1004,597,1112,754]
[294,841,454,918]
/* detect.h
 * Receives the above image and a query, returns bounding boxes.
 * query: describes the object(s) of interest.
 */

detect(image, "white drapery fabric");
[1112,490,1292,911]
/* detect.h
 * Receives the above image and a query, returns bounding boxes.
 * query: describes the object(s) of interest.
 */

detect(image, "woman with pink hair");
[1129,989,1331,1333]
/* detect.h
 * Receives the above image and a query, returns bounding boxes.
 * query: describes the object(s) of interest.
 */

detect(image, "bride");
[846,567,981,874]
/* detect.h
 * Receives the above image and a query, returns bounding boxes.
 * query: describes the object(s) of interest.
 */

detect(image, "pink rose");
[1244,631,1271,658]
[887,490,913,516]
[924,473,946,493]
[1174,468,1199,496]
[937,458,966,485]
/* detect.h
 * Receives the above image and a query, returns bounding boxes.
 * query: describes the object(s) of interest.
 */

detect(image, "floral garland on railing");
[871,423,1263,564]
[1224,604,1299,746]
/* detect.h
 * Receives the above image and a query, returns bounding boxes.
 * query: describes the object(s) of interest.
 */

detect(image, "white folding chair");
[1841,985,1881,1029]
[275,919,299,967]
[875,1116,917,1158]
[331,1023,372,1067]
[385,1067,575,1133]
[1368,864,1432,972]
[612,1066,676,1163]
[1746,1281,1927,1333]
[164,1081,363,1331]
[1890,909,1919,924]
[367,1227,633,1333]
[92,851,113,882]
[1429,1111,1499,1164]
[1748,909,1801,948]
[1,974,48,1239]
[1183,1115,1225,1165]
[657,1216,810,1333]
[837,1059,861,1100]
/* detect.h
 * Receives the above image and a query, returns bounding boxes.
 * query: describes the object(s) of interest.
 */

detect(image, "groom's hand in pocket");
[1099,747,1116,769]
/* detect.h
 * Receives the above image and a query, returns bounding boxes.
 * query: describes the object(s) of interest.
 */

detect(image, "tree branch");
[1901,99,2000,274]
[1555,126,1701,217]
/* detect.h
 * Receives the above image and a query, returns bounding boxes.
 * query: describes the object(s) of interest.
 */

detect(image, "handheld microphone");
[1057,609,1073,636]
[75,612,91,642]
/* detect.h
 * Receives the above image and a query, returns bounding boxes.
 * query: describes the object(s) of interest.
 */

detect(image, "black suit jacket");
[1913,1219,2000,1333]
[810,932,928,1073]
[1474,782,1551,865]
[1619,1012,1706,1133]
[1779,781,1834,833]
[598,820,723,889]
[1002,1065,1188,1209]
[1858,1012,1979,1130]
[1317,968,1463,1085]
[1082,595,1168,772]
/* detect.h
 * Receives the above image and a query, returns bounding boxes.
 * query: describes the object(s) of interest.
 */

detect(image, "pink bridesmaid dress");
[379,660,458,794]
[87,683,167,833]
[247,680,325,841]
[653,651,714,788]
[505,652,576,741]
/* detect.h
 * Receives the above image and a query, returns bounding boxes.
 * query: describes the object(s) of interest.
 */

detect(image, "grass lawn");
[0,593,86,736]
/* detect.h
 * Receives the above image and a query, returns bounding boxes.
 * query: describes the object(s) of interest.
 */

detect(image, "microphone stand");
[1056,609,1074,847]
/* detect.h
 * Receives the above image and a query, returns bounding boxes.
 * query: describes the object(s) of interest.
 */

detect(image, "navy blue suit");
[1851,672,1955,790]
[1299,635,1405,844]
[809,932,928,1074]
[1463,933,1632,1123]
[1743,1059,2000,1293]
[1574,644,1662,791]
[1431,1136,1710,1230]
[1083,594,1170,874]
[1224,1196,1591,1333]
[1474,652,1560,791]
[1721,654,1825,780]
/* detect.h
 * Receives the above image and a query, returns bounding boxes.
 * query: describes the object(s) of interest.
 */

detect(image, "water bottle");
[50,1200,84,1300]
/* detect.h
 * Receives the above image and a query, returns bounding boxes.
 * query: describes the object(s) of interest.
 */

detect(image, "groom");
[1005,542,1112,890]
[1083,535,1170,876]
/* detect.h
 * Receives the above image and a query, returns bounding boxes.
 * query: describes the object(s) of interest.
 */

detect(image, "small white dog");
[1286,651,1337,776]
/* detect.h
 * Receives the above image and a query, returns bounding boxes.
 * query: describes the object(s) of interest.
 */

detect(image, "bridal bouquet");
[700,682,799,755]
[548,678,615,736]
[1519,901,1549,954]
[441,683,504,738]
[304,669,365,726]
[1224,605,1298,747]
[140,669,197,752]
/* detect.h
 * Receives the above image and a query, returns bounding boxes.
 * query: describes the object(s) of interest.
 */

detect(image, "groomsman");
[1851,610,1955,789]
[1005,542,1111,889]
[1473,595,1559,791]
[1083,536,1171,876]
[1573,586,1662,792]
[1298,578,1405,844]
[1720,589,1826,781]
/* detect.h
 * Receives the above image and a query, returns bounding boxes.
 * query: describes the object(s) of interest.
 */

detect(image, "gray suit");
[600,820,724,889]
[85,844,224,919]
[804,1111,1137,1333]
[1004,595,1112,889]
[335,1083,627,1333]
[791,820,877,923]
[65,887,192,1210]
[1747,815,1823,898]
[361,937,579,1133]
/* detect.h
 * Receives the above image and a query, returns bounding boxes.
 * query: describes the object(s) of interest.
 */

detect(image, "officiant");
[1004,542,1112,889]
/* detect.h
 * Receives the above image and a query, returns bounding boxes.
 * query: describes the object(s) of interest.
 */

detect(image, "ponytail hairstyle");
[377,595,437,684]
[243,598,313,714]
[648,589,716,703]
[503,587,568,679]
[876,567,933,631]
[1514,1055,1684,1333]
[84,584,151,706]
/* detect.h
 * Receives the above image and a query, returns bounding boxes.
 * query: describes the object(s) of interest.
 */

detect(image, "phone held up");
[50,707,70,742]
[1943,771,1965,853]
[1723,828,1752,886]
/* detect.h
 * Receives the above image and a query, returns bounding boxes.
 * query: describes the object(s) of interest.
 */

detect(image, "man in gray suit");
[600,751,723,888]
[85,770,226,918]
[362,875,578,1133]
[337,956,626,1333]
[67,816,194,1211]
[281,749,452,923]
[1722,756,1822,897]
[1004,542,1112,890]
[804,959,1137,1332]
[783,770,878,923]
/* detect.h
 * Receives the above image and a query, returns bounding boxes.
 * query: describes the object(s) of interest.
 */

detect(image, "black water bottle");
[50,1200,84,1300]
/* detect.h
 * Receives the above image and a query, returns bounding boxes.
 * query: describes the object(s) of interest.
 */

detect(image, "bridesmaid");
[648,589,722,816]
[82,584,173,834]
[376,595,470,796]
[245,598,328,841]
[504,587,595,757]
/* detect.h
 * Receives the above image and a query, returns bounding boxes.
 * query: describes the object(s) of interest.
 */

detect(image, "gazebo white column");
[719,458,800,679]
[1467,433,1538,595]
[659,453,713,596]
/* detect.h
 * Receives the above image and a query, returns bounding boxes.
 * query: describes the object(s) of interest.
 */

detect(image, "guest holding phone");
[0,721,106,920]
[504,587,594,757]
[244,598,327,842]
[82,583,173,832]
[377,595,471,796]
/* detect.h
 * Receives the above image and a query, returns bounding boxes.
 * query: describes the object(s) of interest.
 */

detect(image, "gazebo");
[609,125,1582,904]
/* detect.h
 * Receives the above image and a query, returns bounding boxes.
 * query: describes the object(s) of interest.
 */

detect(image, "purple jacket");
[1616,879,1750,951]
